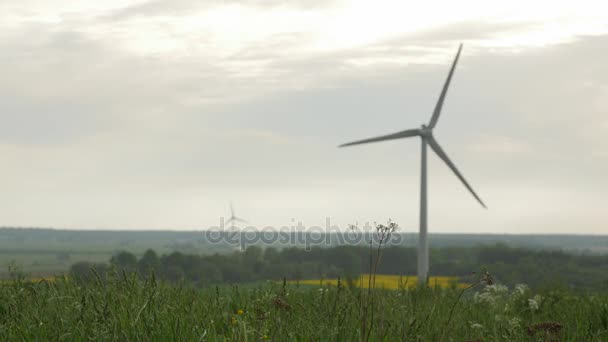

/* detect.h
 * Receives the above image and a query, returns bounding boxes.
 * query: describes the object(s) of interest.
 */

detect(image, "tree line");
[70,244,608,290]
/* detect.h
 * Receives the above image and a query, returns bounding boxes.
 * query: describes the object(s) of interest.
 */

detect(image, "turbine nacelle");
[420,124,432,138]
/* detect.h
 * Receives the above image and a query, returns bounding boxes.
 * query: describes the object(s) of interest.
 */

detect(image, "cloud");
[0,1,607,232]
[100,0,340,22]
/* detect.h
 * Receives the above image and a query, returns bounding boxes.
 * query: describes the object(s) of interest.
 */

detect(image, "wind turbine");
[339,44,486,284]
[225,202,248,229]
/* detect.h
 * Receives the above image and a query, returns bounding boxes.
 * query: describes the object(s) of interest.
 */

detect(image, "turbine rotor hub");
[420,125,432,137]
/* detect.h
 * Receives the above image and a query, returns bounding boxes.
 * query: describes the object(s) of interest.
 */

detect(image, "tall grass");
[1,269,608,340]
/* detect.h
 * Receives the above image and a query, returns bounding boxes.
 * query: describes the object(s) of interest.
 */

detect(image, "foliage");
[3,227,608,277]
[68,244,608,290]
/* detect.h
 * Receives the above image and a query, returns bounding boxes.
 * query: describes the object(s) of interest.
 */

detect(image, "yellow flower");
[237,309,244,315]
[231,317,237,326]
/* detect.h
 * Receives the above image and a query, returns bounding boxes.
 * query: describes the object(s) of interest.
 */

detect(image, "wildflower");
[237,309,244,315]
[528,298,539,311]
[508,317,521,332]
[489,284,509,295]
[474,283,510,307]
[528,295,542,311]
[469,322,484,330]
[514,284,529,296]
[231,317,238,326]
[474,291,497,306]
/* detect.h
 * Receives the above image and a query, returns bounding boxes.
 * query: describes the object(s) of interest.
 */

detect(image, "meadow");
[3,232,608,340]
[1,271,607,341]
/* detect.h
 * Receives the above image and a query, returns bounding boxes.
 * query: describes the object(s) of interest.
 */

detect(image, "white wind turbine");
[339,44,486,284]
[225,202,248,229]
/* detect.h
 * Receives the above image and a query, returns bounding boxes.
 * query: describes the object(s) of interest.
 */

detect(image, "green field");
[1,272,607,341]
[0,228,235,277]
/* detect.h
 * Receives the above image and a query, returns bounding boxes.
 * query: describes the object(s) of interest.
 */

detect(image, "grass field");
[1,272,607,341]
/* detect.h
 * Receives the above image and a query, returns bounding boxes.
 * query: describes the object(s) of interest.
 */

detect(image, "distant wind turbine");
[339,44,486,284]
[225,202,248,229]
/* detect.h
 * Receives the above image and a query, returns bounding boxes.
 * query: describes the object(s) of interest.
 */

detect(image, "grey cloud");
[213,34,608,192]
[216,21,546,97]
[390,20,541,45]
[0,25,245,145]
[1,13,607,232]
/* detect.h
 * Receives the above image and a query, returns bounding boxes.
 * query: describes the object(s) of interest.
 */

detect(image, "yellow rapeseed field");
[0,276,58,284]
[291,274,469,290]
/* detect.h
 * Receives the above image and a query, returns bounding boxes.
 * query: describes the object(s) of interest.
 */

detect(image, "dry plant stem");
[364,239,373,342]
[365,222,396,342]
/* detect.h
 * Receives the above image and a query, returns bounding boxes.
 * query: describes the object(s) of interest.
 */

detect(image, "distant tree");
[263,248,279,263]
[67,242,608,290]
[163,264,185,282]
[198,262,223,284]
[70,262,108,283]
[243,246,264,274]
[138,249,160,276]
[110,251,138,273]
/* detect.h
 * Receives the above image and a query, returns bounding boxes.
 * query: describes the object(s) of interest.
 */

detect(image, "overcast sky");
[1,0,607,234]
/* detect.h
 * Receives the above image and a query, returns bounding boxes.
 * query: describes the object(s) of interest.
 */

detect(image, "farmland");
[3,227,608,278]
[292,275,469,290]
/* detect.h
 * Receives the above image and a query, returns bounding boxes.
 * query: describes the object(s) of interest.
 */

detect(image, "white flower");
[505,317,521,334]
[508,317,521,329]
[474,291,497,306]
[528,295,542,311]
[474,284,509,307]
[470,322,484,330]
[514,284,529,296]
[485,284,508,294]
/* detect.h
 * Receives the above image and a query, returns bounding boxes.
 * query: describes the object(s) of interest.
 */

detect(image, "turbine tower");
[339,44,486,284]
[226,202,248,229]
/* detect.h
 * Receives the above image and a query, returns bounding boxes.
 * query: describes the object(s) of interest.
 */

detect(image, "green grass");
[1,272,607,341]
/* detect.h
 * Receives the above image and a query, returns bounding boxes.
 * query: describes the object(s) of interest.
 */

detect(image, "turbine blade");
[428,44,462,129]
[339,129,421,148]
[427,136,486,208]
